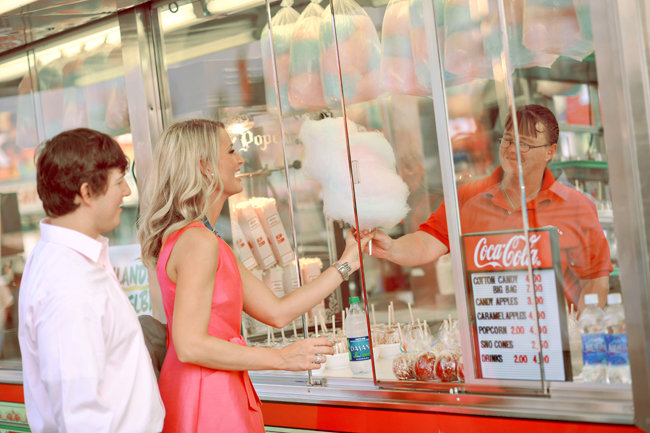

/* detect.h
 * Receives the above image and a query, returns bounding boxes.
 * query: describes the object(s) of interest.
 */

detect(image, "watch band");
[332,261,352,281]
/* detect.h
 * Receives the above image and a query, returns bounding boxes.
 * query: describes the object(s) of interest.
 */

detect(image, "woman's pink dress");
[157,222,263,433]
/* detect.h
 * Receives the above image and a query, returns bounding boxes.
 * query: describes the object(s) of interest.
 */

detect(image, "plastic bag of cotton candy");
[261,0,299,114]
[319,0,383,109]
[299,117,409,230]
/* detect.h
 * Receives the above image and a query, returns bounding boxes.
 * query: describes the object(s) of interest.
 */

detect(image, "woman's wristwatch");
[332,261,352,281]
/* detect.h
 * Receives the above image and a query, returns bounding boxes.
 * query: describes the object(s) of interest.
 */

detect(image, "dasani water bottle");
[603,293,631,384]
[579,294,606,383]
[345,296,372,375]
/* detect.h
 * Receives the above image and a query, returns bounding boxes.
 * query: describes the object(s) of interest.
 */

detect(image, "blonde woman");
[138,119,367,433]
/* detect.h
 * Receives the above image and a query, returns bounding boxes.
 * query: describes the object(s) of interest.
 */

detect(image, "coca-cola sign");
[464,231,553,271]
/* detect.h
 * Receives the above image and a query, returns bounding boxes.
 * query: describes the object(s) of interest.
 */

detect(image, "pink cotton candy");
[354,68,382,104]
[411,28,429,59]
[381,57,419,95]
[288,72,326,109]
[444,30,492,78]
[300,117,409,231]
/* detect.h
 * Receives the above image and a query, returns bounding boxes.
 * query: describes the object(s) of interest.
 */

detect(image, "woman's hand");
[278,337,334,371]
[339,228,372,272]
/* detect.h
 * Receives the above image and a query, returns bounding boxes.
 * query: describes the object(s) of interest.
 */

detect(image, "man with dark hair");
[18,128,164,432]
[367,105,611,313]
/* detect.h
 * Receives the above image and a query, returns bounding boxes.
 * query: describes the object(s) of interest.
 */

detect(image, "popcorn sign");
[462,228,571,381]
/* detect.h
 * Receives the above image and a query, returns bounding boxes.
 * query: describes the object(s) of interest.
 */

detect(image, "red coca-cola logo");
[472,234,543,270]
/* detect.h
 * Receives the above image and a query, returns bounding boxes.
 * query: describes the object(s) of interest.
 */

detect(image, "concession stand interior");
[1,0,650,432]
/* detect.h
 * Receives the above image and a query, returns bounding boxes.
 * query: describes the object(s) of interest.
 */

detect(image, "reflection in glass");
[0,20,136,371]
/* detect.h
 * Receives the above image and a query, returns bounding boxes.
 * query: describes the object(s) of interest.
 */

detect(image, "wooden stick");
[408,302,415,325]
[371,303,376,327]
[319,310,328,335]
[281,327,286,345]
[292,321,298,339]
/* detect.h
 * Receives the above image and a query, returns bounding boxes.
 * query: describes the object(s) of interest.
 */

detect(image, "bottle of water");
[345,296,372,375]
[579,294,607,383]
[603,293,631,384]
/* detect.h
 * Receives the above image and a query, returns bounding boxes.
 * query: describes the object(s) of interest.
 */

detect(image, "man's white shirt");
[18,220,164,433]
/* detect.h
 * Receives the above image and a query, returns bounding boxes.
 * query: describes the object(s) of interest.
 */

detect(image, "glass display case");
[145,0,648,426]
[1,0,650,431]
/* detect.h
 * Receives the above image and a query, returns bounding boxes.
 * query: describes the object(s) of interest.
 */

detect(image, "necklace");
[501,184,541,210]
[202,216,221,238]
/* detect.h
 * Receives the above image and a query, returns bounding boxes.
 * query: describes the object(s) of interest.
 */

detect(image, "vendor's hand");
[278,336,334,371]
[339,228,372,272]
[360,229,392,259]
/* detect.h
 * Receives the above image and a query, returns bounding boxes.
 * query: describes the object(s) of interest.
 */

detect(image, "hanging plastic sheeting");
[16,75,39,150]
[380,0,426,96]
[319,0,383,109]
[61,55,89,130]
[261,0,299,114]
[288,0,326,111]
[104,46,129,134]
[522,0,593,60]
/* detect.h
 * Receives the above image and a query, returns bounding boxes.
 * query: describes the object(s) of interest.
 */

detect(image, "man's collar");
[484,166,568,206]
[39,219,108,263]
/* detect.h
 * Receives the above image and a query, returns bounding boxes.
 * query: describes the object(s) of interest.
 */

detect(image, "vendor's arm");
[169,227,332,372]
[365,229,448,266]
[241,229,369,328]
[577,276,609,313]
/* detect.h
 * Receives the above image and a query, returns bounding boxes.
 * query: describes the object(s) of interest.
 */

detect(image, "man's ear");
[546,143,557,162]
[77,182,93,205]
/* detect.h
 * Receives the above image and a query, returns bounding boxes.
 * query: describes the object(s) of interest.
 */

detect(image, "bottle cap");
[584,294,599,305]
[349,296,360,304]
[607,293,622,305]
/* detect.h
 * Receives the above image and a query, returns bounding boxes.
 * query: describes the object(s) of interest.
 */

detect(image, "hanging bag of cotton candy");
[489,1,557,70]
[288,0,327,111]
[407,0,439,93]
[261,0,299,114]
[319,0,383,109]
[380,0,427,96]
[522,0,593,60]
[299,117,410,232]
[441,0,494,82]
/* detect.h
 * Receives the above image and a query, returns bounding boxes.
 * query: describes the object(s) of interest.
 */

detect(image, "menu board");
[462,228,571,381]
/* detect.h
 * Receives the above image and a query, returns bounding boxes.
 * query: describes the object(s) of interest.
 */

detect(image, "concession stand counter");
[0,0,649,432]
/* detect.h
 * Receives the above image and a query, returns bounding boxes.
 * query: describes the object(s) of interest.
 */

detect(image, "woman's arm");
[241,229,369,328]
[168,226,332,371]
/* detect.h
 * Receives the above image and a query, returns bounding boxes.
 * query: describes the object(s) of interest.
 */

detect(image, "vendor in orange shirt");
[366,104,611,313]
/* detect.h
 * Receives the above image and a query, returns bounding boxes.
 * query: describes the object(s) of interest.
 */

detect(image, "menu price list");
[471,268,566,381]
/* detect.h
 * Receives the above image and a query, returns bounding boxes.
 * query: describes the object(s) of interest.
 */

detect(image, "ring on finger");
[315,354,324,364]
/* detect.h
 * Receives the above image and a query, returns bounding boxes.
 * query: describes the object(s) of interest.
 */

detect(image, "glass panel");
[153,0,630,394]
[0,53,33,370]
[0,18,138,371]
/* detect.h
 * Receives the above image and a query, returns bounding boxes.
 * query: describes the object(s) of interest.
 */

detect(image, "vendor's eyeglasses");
[499,137,551,153]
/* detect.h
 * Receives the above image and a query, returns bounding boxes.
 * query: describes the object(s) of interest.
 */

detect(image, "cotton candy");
[300,117,409,230]
[288,0,326,110]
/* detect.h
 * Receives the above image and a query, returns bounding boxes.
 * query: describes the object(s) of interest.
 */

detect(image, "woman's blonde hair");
[138,119,226,268]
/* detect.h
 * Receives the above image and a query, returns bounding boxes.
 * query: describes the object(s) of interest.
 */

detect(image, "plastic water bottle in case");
[345,296,372,375]
[579,294,606,383]
[603,293,631,384]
